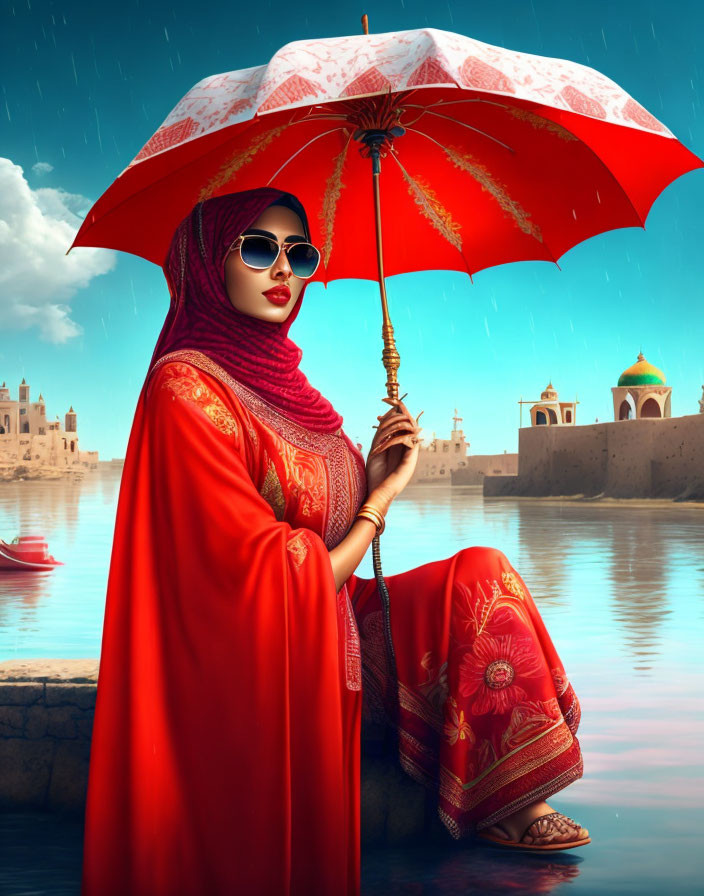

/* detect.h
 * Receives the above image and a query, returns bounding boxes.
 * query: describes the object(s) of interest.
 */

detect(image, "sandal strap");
[520,811,571,843]
[518,812,560,843]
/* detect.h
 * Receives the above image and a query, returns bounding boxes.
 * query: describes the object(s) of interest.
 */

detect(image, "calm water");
[1,473,703,894]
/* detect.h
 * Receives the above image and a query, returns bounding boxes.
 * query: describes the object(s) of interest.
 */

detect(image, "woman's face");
[224,205,308,322]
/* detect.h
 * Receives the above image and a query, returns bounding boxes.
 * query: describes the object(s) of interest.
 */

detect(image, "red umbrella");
[69,21,701,399]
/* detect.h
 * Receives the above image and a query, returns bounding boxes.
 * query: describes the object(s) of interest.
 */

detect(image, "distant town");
[412,352,704,502]
[0,378,102,480]
[2,352,702,498]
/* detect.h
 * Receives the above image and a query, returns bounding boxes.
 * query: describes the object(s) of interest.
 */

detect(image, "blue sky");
[1,0,702,458]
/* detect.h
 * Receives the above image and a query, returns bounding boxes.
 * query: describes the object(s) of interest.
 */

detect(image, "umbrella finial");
[361,14,369,35]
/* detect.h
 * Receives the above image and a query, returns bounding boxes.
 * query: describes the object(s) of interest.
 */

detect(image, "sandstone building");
[411,409,518,485]
[485,353,704,500]
[0,379,99,477]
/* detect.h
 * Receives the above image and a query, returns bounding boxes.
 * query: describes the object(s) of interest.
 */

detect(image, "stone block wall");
[451,453,518,485]
[0,660,97,815]
[0,660,443,847]
[484,414,704,499]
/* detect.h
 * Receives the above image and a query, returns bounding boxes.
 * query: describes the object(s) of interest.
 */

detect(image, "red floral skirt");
[348,546,583,836]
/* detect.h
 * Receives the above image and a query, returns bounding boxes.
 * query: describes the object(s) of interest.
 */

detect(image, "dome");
[618,353,665,387]
[540,382,558,400]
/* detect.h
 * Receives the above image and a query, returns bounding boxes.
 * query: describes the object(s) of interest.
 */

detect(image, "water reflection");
[0,467,123,660]
[1,486,702,894]
[363,844,582,895]
[605,510,671,673]
[1,480,702,673]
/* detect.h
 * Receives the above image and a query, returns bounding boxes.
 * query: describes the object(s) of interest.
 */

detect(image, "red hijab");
[149,187,343,433]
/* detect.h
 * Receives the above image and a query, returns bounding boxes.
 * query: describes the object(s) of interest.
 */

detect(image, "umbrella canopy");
[69,27,701,281]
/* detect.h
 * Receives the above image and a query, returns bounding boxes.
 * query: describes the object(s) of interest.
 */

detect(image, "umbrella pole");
[366,137,400,718]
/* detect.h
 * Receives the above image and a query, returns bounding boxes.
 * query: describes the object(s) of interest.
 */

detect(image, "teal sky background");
[1,0,702,459]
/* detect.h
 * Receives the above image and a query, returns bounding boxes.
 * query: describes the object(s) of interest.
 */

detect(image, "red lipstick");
[263,285,291,306]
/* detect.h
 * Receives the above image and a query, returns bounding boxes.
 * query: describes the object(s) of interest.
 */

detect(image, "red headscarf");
[148,187,343,433]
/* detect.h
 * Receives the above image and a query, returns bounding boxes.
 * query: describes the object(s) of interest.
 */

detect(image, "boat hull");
[0,537,63,571]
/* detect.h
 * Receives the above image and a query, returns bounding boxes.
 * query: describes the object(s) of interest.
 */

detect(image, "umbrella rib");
[265,127,347,185]
[404,98,508,112]
[406,110,514,152]
[405,127,561,266]
[288,112,349,123]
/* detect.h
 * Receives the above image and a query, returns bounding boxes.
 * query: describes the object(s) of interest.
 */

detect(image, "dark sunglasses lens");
[240,237,278,268]
[287,243,320,278]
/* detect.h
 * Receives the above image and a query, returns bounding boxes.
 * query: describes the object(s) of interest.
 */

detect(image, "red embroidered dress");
[82,350,582,896]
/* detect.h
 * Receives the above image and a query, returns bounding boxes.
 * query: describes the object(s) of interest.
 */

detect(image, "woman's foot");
[481,800,590,850]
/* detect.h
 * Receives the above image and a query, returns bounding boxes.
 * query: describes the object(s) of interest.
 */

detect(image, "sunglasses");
[229,234,321,280]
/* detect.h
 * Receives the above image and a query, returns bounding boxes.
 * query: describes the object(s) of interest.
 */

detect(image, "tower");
[18,378,30,433]
[65,406,77,433]
[0,381,14,435]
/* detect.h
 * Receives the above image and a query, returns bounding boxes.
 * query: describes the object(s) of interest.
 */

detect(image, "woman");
[81,187,588,896]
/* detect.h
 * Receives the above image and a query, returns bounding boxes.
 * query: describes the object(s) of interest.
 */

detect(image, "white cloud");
[31,161,54,176]
[0,157,116,343]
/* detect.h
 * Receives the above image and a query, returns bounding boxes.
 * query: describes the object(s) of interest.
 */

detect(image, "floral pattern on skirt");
[349,546,583,837]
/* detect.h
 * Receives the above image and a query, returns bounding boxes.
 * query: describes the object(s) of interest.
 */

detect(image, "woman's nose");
[271,245,292,280]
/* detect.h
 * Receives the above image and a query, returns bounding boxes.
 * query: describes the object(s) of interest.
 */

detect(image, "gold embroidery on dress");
[444,696,475,747]
[159,364,239,438]
[501,570,527,601]
[454,578,531,639]
[149,351,367,548]
[423,720,573,823]
[260,458,286,520]
[500,699,561,753]
[278,438,326,518]
[198,125,288,201]
[319,131,351,267]
[340,584,362,691]
[444,146,542,244]
[286,531,309,569]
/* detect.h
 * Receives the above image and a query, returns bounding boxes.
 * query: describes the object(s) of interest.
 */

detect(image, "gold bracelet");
[356,510,385,536]
[355,503,386,536]
[358,503,385,528]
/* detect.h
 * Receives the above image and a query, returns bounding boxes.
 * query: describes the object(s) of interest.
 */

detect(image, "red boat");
[0,536,63,571]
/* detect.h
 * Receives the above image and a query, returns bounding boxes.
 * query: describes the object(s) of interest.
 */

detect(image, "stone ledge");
[0,659,440,845]
[0,661,99,814]
[0,659,99,683]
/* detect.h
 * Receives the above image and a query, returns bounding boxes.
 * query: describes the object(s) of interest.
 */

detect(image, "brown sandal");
[477,811,591,851]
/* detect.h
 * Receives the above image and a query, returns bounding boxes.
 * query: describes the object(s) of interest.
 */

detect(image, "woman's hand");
[365,397,423,502]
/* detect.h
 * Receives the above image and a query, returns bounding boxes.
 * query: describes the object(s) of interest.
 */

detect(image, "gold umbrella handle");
[370,144,400,401]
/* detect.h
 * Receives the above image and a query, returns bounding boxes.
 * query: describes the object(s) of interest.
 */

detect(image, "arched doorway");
[536,410,547,425]
[640,397,661,418]
[547,408,558,424]
[619,399,632,420]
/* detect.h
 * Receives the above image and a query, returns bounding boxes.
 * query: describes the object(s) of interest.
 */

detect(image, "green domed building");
[612,352,672,420]
[617,353,666,387]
